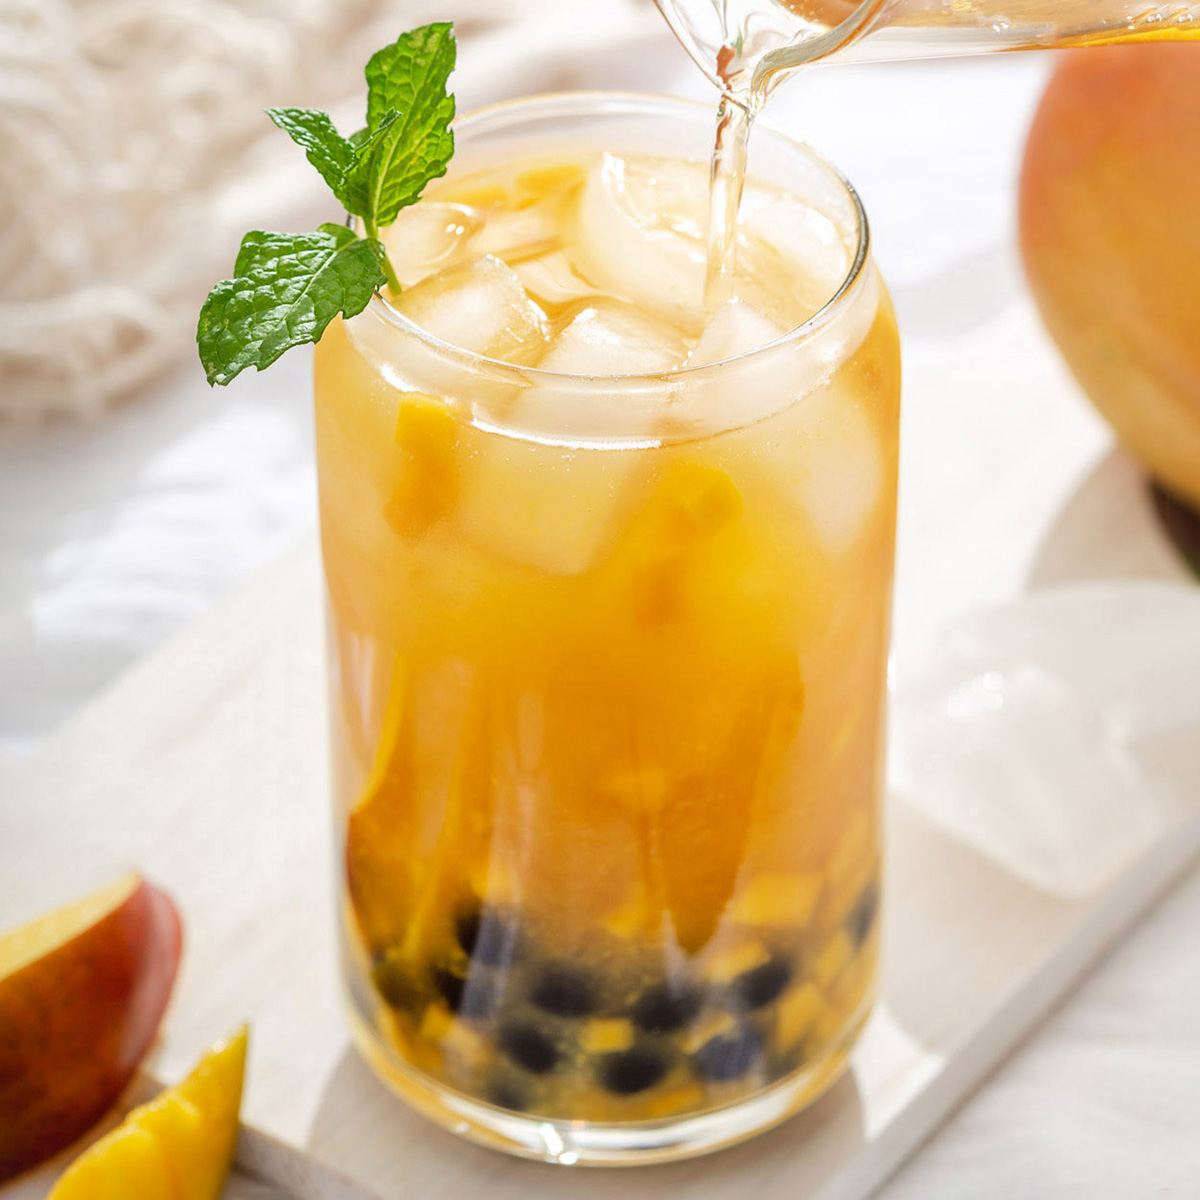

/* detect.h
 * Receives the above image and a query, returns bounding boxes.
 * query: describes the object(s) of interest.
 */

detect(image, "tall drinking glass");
[313,93,900,1165]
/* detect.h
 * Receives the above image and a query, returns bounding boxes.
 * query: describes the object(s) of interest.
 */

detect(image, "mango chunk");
[581,1019,636,1054]
[813,930,855,990]
[702,941,771,985]
[516,161,587,201]
[731,872,822,929]
[819,810,878,929]
[640,1080,708,1119]
[384,396,460,540]
[617,461,744,627]
[776,982,825,1049]
[680,1010,739,1055]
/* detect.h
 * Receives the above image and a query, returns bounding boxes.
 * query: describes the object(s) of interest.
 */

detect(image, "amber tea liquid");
[315,95,900,1163]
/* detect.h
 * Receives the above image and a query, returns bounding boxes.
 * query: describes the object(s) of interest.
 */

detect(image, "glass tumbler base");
[345,990,874,1166]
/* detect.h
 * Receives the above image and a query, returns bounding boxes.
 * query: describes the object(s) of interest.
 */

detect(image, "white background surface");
[1,18,1198,1198]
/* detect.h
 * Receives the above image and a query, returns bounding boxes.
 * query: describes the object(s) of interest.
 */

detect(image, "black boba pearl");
[846,883,880,947]
[695,1027,764,1082]
[371,956,416,1011]
[498,1022,559,1074]
[529,963,595,1017]
[433,967,499,1019]
[630,982,703,1034]
[766,1045,807,1084]
[455,907,483,954]
[456,904,516,968]
[485,1078,529,1111]
[729,958,792,1011]
[433,967,467,1011]
[598,1047,670,1096]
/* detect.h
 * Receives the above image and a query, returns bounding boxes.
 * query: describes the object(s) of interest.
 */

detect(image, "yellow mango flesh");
[49,1028,247,1200]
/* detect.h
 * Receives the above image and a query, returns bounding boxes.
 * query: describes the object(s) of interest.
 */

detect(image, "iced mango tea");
[314,96,900,1161]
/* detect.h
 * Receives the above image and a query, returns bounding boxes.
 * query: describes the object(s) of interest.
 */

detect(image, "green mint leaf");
[198,228,385,386]
[354,22,457,226]
[344,106,453,230]
[265,109,406,222]
[265,108,357,208]
[315,223,391,276]
[323,224,393,277]
[365,22,456,133]
[340,109,401,218]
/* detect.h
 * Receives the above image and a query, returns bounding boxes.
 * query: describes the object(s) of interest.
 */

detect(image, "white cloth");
[0,0,653,419]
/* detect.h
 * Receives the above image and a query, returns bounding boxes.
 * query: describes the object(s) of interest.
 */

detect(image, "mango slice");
[345,655,416,952]
[49,1027,247,1200]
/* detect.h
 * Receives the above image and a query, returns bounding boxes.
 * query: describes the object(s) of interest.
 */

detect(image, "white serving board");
[5,1148,286,1200]
[3,538,1198,1200]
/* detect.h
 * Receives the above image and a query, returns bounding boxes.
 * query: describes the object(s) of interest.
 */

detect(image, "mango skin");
[0,877,183,1183]
[1019,43,1200,509]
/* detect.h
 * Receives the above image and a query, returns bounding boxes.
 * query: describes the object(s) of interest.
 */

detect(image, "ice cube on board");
[390,255,549,365]
[891,583,1200,898]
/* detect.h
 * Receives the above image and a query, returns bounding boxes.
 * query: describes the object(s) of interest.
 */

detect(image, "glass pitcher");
[658,0,1200,106]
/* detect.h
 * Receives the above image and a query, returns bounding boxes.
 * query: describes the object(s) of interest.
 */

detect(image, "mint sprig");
[198,22,457,386]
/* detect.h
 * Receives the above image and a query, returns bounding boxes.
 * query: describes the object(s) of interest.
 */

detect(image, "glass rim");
[363,90,872,387]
